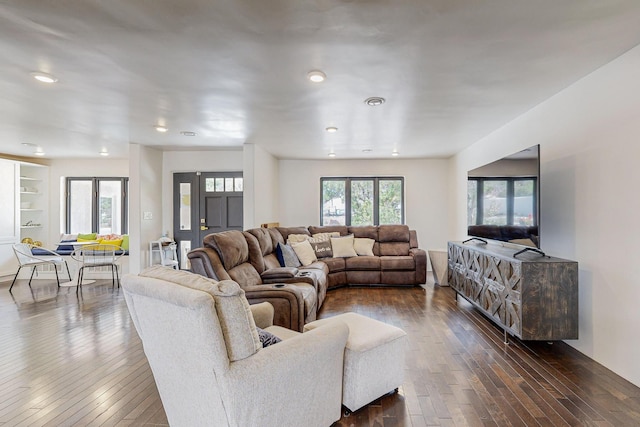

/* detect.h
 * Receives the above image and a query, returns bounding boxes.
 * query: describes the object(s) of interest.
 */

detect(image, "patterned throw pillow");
[309,238,333,258]
[256,327,282,347]
[276,243,302,268]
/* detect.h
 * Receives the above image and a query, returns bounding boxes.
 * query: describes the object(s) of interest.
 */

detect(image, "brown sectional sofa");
[188,224,426,331]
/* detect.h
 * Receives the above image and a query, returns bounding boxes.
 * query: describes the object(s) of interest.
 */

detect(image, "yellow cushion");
[77,238,99,243]
[100,239,123,248]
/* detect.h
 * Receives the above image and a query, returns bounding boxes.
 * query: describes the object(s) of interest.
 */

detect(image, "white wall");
[243,144,279,229]
[129,144,163,273]
[161,150,243,236]
[449,44,640,387]
[278,158,451,252]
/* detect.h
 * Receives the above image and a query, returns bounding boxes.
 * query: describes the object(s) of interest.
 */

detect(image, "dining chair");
[10,243,72,292]
[71,243,124,293]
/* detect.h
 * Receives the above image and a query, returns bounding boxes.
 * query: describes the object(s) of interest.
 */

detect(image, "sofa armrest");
[187,247,224,280]
[260,266,299,280]
[410,247,427,284]
[250,302,274,329]
[242,284,306,332]
[227,321,349,427]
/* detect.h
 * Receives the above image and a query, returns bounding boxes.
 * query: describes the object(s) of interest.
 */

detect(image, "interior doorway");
[173,172,243,269]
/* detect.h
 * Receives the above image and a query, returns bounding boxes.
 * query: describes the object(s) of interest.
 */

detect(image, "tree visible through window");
[321,177,404,226]
[66,177,128,234]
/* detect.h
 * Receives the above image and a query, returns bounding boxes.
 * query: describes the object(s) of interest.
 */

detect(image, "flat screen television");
[467,144,540,249]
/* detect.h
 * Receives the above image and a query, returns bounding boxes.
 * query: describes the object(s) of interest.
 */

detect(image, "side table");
[427,249,448,286]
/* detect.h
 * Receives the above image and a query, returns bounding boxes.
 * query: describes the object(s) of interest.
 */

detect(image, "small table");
[428,249,448,286]
[59,241,98,287]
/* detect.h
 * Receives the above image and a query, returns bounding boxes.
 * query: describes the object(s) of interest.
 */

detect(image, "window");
[321,177,404,226]
[66,177,128,234]
[468,177,537,226]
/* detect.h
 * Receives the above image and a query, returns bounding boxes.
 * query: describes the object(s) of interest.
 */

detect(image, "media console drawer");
[447,241,578,341]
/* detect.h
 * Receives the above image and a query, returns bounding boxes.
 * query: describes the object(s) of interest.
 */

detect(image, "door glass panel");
[322,180,345,225]
[215,178,224,192]
[205,178,215,192]
[179,182,191,230]
[69,180,93,234]
[225,178,234,192]
[351,180,374,226]
[378,179,402,224]
[482,180,507,225]
[234,177,243,192]
[98,180,122,234]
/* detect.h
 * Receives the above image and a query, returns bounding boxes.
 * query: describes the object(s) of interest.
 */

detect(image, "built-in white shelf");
[20,191,40,195]
[20,209,43,212]
[21,225,43,229]
[19,176,42,182]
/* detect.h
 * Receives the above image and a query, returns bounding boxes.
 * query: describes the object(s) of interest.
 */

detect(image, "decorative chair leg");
[9,266,23,292]
[28,266,37,287]
[54,265,61,287]
[64,260,72,281]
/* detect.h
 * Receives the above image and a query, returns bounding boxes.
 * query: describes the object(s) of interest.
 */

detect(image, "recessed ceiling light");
[154,125,168,133]
[180,131,197,136]
[30,72,58,83]
[328,152,336,158]
[392,151,399,157]
[21,142,37,147]
[364,97,385,106]
[325,126,338,133]
[362,149,373,153]
[100,151,109,157]
[307,70,326,83]
[34,151,45,156]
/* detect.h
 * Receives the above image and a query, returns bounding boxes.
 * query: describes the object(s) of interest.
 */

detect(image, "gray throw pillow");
[276,243,302,268]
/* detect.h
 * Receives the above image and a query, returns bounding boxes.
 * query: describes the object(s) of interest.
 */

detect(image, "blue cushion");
[31,248,54,256]
[56,239,76,252]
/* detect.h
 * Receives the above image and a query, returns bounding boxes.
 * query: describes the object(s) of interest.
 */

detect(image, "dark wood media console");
[447,241,578,341]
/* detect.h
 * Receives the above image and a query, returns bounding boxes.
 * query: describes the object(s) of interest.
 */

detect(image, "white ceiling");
[2,0,640,160]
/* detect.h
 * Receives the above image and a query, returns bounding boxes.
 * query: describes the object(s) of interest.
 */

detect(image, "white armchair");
[121,267,348,427]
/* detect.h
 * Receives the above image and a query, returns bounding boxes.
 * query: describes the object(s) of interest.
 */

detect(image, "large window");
[66,177,129,234]
[467,177,536,226]
[321,177,404,226]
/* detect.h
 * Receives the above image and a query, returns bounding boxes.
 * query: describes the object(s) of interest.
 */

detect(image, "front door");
[198,172,244,243]
[172,172,243,269]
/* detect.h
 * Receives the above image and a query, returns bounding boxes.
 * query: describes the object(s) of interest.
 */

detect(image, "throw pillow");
[275,243,302,268]
[354,237,375,256]
[311,232,340,242]
[292,240,317,266]
[331,234,357,258]
[309,239,333,258]
[100,238,123,248]
[121,235,130,250]
[256,327,282,347]
[286,233,310,246]
[77,232,97,240]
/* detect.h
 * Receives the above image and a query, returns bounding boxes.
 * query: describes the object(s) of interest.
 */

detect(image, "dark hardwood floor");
[2,275,639,426]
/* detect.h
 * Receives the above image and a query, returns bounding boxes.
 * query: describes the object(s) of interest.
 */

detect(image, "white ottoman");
[304,313,407,412]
